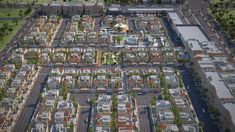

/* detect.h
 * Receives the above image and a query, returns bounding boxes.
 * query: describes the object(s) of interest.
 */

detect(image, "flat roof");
[128,8,174,12]
[109,7,120,11]
[223,103,235,126]
[187,39,202,51]
[176,25,209,43]
[168,12,183,25]
[205,72,233,99]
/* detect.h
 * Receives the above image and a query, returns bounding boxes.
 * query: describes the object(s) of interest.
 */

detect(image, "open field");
[210,0,231,4]
[0,0,103,4]
[0,0,52,4]
[0,20,23,50]
[0,9,26,18]
[0,8,33,50]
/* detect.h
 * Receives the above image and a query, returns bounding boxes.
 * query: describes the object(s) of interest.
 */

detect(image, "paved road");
[161,17,184,47]
[69,93,95,132]
[187,0,209,9]
[52,18,68,46]
[178,66,219,132]
[94,17,101,32]
[136,93,155,132]
[13,67,50,132]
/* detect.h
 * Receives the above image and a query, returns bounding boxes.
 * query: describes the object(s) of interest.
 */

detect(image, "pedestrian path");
[97,49,102,66]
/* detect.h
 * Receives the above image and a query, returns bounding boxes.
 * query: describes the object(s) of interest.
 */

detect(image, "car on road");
[86,98,90,103]
[194,82,202,86]
[140,110,146,114]
[187,86,190,90]
[84,118,89,123]
[202,109,205,113]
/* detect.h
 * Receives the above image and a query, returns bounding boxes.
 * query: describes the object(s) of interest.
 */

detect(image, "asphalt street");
[136,93,155,132]
[70,93,96,132]
[161,17,183,47]
[53,18,69,46]
[178,66,219,132]
[13,67,50,132]
[187,0,209,9]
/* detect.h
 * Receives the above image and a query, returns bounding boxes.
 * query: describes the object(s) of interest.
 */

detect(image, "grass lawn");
[0,0,103,4]
[209,9,235,19]
[0,9,26,18]
[208,7,235,40]
[0,20,24,50]
[0,8,33,50]
[210,0,230,4]
[102,52,120,65]
[0,0,63,4]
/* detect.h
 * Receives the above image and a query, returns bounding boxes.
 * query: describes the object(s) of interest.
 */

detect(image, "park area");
[209,0,235,40]
[0,0,51,4]
[102,52,120,65]
[0,8,32,50]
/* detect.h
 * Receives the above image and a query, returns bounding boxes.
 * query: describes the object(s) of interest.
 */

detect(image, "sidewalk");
[96,49,102,66]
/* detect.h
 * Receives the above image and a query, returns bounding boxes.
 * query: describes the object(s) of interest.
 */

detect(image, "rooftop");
[168,12,183,25]
[205,72,233,99]
[223,103,235,127]
[187,39,203,51]
[176,25,209,43]
[128,7,174,12]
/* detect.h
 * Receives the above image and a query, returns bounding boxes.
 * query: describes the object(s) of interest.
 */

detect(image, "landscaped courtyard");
[101,51,120,65]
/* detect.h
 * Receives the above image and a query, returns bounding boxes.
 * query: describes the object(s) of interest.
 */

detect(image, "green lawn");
[0,0,103,4]
[210,0,230,4]
[0,9,26,18]
[208,7,235,40]
[218,9,235,19]
[0,0,64,4]
[0,8,33,50]
[0,20,24,50]
[101,52,120,65]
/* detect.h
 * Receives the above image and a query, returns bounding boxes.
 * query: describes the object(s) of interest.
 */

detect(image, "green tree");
[198,121,204,128]
[8,27,13,32]
[7,13,10,18]
[60,85,68,100]
[70,123,74,130]
[0,89,7,101]
[25,124,31,131]
[150,96,157,106]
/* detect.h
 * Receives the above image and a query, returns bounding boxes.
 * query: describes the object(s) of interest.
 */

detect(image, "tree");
[88,127,94,132]
[116,36,123,44]
[25,124,31,131]
[150,96,157,106]
[8,27,13,32]
[198,121,204,128]
[0,89,6,101]
[3,23,9,30]
[19,10,23,17]
[7,13,10,18]
[72,97,78,110]
[13,19,18,25]
[70,123,74,130]
[38,93,42,100]
[60,85,68,100]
